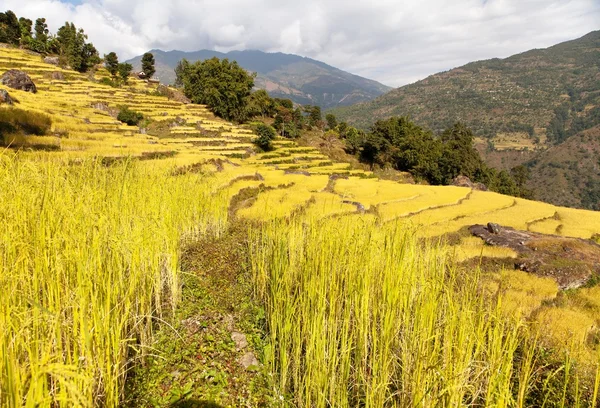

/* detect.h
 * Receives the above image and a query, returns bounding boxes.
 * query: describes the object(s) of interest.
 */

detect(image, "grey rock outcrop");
[0,89,14,105]
[1,70,37,93]
[43,56,59,65]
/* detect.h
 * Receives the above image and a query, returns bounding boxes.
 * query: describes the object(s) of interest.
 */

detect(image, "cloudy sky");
[3,0,599,87]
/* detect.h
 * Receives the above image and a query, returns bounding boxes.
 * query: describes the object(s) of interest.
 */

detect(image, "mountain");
[525,125,600,210]
[330,31,600,141]
[126,50,391,109]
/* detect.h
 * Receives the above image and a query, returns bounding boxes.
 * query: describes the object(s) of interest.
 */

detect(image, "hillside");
[331,30,600,141]
[525,125,600,210]
[126,49,391,109]
[3,46,600,406]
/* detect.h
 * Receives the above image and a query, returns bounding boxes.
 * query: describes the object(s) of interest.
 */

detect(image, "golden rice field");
[1,47,600,406]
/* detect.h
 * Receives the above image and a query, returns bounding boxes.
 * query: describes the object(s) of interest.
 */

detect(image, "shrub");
[99,77,118,88]
[117,106,144,126]
[252,123,276,151]
[0,107,51,136]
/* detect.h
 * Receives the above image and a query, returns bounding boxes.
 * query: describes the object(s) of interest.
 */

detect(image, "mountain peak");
[126,49,391,109]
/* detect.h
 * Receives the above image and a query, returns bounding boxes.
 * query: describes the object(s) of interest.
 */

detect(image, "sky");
[2,0,599,87]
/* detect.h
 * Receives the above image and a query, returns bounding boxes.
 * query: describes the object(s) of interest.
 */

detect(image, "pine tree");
[0,11,21,45]
[141,52,156,79]
[104,52,119,77]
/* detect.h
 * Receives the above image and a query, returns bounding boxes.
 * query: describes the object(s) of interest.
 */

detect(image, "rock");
[91,102,109,111]
[474,182,488,191]
[487,222,501,234]
[452,175,474,188]
[222,314,235,331]
[469,223,600,290]
[44,56,59,65]
[231,332,248,350]
[0,89,14,105]
[238,352,259,370]
[1,70,37,93]
[452,175,487,191]
[51,71,65,81]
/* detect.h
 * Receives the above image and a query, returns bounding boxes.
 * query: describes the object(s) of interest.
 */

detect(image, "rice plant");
[0,152,228,406]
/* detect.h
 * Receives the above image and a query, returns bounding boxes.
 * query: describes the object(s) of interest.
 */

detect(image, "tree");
[179,57,255,122]
[56,22,99,72]
[246,89,274,118]
[104,52,119,77]
[343,127,366,155]
[174,58,190,88]
[117,106,144,126]
[252,123,277,151]
[34,18,49,43]
[305,105,322,128]
[325,113,338,130]
[273,104,294,137]
[117,62,133,84]
[141,52,156,79]
[18,17,32,44]
[438,122,484,184]
[0,11,21,45]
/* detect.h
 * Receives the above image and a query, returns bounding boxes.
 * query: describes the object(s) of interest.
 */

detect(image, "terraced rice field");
[2,47,600,406]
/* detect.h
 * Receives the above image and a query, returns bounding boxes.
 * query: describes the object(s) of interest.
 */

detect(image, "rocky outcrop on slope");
[470,223,600,290]
[1,70,37,93]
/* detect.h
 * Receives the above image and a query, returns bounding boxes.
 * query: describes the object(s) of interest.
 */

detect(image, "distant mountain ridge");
[331,30,600,140]
[127,49,391,109]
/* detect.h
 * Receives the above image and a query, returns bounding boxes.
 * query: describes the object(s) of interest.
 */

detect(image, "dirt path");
[123,224,273,407]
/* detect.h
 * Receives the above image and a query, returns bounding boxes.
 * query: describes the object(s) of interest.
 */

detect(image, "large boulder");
[0,89,14,105]
[1,70,37,93]
[51,71,65,81]
[452,175,487,191]
[43,56,59,65]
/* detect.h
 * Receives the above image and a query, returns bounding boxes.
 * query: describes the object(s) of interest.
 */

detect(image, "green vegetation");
[331,30,600,142]
[176,57,255,122]
[0,11,20,45]
[104,51,119,77]
[55,22,100,72]
[336,115,529,197]
[117,106,144,126]
[141,52,156,79]
[0,107,52,146]
[252,122,277,151]
[126,49,390,109]
[1,9,100,72]
[117,62,133,84]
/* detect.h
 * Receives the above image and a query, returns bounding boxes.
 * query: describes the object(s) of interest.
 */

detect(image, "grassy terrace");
[1,47,600,406]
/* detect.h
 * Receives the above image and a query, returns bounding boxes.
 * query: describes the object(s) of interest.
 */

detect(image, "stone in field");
[44,56,59,65]
[1,70,37,93]
[0,89,14,105]
[238,351,259,370]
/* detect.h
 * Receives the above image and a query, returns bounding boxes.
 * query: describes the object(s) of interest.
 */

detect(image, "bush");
[99,77,118,88]
[117,106,144,126]
[252,123,276,151]
[0,107,51,136]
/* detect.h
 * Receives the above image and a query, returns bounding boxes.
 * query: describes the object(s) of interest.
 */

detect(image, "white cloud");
[3,0,599,86]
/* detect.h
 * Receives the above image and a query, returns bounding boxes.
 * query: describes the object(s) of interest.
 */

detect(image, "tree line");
[173,56,530,197]
[0,10,100,73]
[1,10,156,85]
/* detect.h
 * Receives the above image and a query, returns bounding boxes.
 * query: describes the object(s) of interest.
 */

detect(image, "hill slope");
[526,125,600,210]
[4,45,600,406]
[127,49,391,109]
[331,30,600,140]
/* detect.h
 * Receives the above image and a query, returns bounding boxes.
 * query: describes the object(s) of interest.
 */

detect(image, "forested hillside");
[332,30,600,142]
